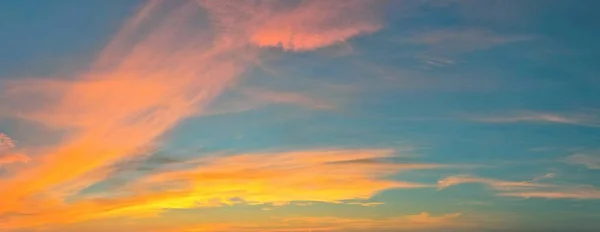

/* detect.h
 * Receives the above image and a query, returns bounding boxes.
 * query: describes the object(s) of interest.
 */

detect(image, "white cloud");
[567,153,600,169]
[467,110,600,128]
[439,174,600,200]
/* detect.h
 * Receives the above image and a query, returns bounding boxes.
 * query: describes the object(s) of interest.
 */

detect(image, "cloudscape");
[1,0,599,231]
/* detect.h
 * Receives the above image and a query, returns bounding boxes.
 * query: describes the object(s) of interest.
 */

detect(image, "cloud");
[438,175,546,190]
[399,28,535,66]
[205,87,336,116]
[272,212,468,231]
[0,133,30,166]
[408,29,533,53]
[532,173,556,182]
[245,0,383,51]
[240,88,335,109]
[566,153,600,169]
[0,153,30,165]
[74,212,472,232]
[154,212,470,232]
[0,148,445,230]
[439,175,600,200]
[498,187,600,199]
[0,0,386,223]
[123,149,437,208]
[467,110,600,127]
[0,133,15,149]
[347,201,384,207]
[0,0,252,216]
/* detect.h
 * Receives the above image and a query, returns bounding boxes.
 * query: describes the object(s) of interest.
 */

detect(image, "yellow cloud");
[0,149,441,230]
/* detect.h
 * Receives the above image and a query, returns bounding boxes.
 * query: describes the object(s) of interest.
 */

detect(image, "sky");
[0,0,600,231]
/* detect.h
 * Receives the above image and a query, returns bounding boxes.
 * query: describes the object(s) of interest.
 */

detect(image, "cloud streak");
[438,175,547,191]
[0,0,249,217]
[0,133,15,150]
[467,110,600,127]
[0,0,385,229]
[132,212,471,232]
[566,152,600,170]
[0,133,30,166]
[247,0,382,51]
[0,148,443,230]
[123,149,437,207]
[439,175,600,200]
[408,29,534,54]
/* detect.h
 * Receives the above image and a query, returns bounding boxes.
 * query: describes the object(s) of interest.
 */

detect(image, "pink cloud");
[200,0,383,52]
[0,153,30,165]
[0,133,15,150]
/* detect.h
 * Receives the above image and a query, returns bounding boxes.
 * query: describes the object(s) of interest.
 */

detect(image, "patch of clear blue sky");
[0,0,142,78]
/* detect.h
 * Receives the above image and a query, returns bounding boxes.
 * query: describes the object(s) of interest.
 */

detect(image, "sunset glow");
[1,0,599,231]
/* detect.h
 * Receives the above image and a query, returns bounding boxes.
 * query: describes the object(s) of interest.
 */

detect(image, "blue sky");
[1,1,599,231]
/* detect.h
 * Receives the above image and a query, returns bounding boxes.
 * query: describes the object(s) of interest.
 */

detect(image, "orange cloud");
[122,149,437,207]
[0,0,386,209]
[46,211,473,232]
[0,149,442,230]
[263,212,468,232]
[0,0,389,230]
[135,212,470,232]
[0,0,253,219]
[0,153,30,165]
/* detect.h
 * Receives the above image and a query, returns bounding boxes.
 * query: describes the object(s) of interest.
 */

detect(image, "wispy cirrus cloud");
[205,87,337,116]
[240,87,336,110]
[466,110,600,127]
[408,29,534,53]
[246,0,383,52]
[118,149,438,208]
[0,148,443,230]
[139,212,470,232]
[438,175,548,191]
[0,153,30,165]
[566,152,600,170]
[0,133,15,150]
[0,133,29,166]
[0,0,249,216]
[269,212,468,232]
[439,174,600,200]
[0,0,384,229]
[347,201,385,207]
[497,186,600,200]
[400,28,535,67]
